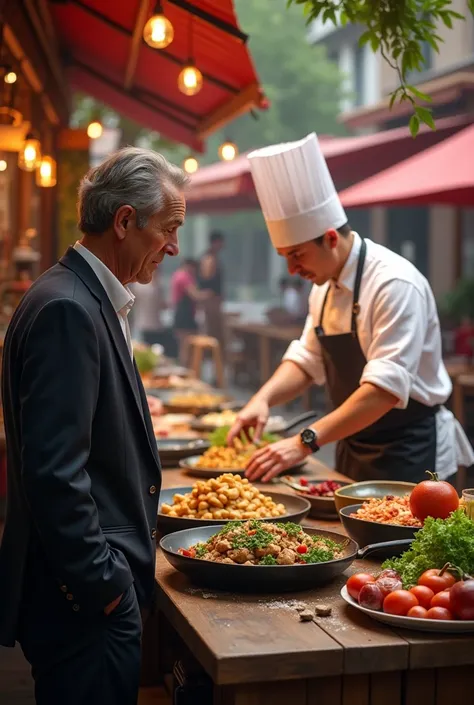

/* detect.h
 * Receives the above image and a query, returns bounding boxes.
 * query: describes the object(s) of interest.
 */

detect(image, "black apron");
[315,238,438,483]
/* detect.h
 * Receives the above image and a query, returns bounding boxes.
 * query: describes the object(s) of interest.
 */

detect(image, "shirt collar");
[73,242,135,316]
[332,231,362,293]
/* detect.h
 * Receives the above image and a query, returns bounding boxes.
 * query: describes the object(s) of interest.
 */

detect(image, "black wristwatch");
[300,427,320,453]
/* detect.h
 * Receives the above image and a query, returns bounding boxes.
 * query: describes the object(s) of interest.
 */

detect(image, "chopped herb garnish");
[299,546,336,564]
[218,521,242,535]
[195,543,207,558]
[276,522,303,536]
[231,527,274,550]
[259,555,278,565]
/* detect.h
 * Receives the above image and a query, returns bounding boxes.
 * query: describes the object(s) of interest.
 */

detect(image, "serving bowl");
[338,503,420,556]
[334,480,416,513]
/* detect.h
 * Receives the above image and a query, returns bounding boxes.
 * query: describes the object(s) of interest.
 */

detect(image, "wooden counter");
[152,462,474,704]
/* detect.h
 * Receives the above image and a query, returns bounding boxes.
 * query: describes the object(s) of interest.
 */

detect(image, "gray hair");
[78,146,189,234]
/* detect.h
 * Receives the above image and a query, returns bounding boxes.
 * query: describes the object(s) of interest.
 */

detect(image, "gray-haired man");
[0,148,188,705]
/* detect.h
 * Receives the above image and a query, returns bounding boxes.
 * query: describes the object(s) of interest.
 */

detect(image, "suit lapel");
[134,361,161,467]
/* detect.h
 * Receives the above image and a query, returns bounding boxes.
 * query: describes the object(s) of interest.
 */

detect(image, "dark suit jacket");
[0,248,161,646]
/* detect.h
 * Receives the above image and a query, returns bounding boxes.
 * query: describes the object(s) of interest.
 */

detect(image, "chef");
[227,133,474,483]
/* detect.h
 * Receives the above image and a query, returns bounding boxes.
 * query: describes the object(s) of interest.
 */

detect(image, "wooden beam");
[124,0,151,91]
[167,0,248,43]
[197,83,262,139]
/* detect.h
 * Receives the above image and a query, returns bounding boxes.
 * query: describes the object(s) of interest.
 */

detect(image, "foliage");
[440,278,474,323]
[287,0,474,136]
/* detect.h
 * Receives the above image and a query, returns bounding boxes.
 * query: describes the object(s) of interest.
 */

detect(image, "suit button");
[60,585,67,593]
[66,593,73,601]
[149,485,157,495]
[151,528,157,539]
[72,604,80,612]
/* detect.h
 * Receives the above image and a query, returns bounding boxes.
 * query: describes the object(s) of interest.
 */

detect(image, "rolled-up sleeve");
[361,280,425,408]
[282,309,326,385]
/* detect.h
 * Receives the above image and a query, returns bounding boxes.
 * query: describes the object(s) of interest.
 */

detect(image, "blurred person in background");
[199,230,225,352]
[171,258,211,364]
[130,269,166,346]
[454,316,474,361]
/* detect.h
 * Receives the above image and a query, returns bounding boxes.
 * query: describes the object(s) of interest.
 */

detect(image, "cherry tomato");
[377,569,401,581]
[409,585,435,609]
[431,590,451,610]
[450,578,474,620]
[358,583,384,611]
[426,607,453,620]
[409,472,459,522]
[418,568,457,594]
[180,548,196,558]
[383,590,419,616]
[407,606,428,619]
[296,545,308,554]
[299,478,309,487]
[376,576,402,597]
[346,573,375,601]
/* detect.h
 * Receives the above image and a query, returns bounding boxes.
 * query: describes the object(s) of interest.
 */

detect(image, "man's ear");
[325,228,339,249]
[114,205,135,241]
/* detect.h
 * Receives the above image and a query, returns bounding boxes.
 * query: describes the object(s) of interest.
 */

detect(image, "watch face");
[301,428,316,445]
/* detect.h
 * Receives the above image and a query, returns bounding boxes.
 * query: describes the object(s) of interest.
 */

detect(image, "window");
[354,43,365,107]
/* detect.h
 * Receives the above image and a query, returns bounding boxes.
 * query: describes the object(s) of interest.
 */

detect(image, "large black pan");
[159,527,414,593]
[157,487,310,535]
[339,503,420,556]
[191,409,319,435]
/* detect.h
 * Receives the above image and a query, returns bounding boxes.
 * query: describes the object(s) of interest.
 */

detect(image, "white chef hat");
[247,133,347,248]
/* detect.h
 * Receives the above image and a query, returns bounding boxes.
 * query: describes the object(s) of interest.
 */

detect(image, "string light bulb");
[183,156,198,174]
[143,2,174,49]
[178,62,203,96]
[4,71,17,84]
[36,156,57,188]
[0,160,7,172]
[18,133,42,172]
[87,120,103,139]
[218,140,238,162]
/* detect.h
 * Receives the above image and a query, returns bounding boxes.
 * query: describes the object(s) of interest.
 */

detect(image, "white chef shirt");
[283,232,474,478]
[74,242,135,359]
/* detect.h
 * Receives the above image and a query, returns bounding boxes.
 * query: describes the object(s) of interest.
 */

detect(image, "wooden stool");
[185,335,225,389]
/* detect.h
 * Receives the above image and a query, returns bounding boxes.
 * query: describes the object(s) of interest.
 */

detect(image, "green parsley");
[195,543,208,558]
[383,509,474,588]
[231,527,274,551]
[276,522,303,537]
[300,546,336,564]
[259,555,278,565]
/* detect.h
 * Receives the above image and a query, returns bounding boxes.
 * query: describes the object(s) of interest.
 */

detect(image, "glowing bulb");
[218,141,238,162]
[87,121,103,139]
[0,160,7,171]
[4,71,17,84]
[36,156,57,188]
[143,13,174,49]
[18,135,42,172]
[183,156,198,174]
[178,64,203,96]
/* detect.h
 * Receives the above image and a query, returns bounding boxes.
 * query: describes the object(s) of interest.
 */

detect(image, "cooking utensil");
[160,525,357,592]
[179,455,307,479]
[280,478,351,519]
[339,503,420,555]
[191,409,318,434]
[157,487,310,535]
[341,585,474,633]
[334,480,416,513]
[156,438,210,468]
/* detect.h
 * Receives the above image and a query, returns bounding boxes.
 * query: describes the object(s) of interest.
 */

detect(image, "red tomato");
[180,548,196,558]
[409,585,435,609]
[431,590,451,610]
[426,607,453,620]
[376,576,403,597]
[346,573,375,601]
[418,568,457,594]
[409,472,459,522]
[296,545,308,554]
[407,606,428,618]
[377,569,401,581]
[358,583,384,611]
[449,578,474,620]
[383,590,419,616]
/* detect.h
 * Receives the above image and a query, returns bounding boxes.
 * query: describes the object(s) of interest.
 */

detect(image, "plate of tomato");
[341,567,474,633]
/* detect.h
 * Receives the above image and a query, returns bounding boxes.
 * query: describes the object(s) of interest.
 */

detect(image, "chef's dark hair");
[314,222,351,246]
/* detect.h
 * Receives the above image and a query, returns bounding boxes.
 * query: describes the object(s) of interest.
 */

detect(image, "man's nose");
[287,260,298,275]
[164,236,179,257]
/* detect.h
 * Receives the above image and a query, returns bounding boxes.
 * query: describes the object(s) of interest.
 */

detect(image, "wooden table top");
[156,461,474,686]
[226,320,302,342]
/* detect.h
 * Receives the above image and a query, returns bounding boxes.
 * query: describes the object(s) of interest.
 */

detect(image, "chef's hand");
[245,435,311,483]
[226,397,270,445]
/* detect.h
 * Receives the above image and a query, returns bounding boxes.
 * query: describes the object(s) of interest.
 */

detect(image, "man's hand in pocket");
[104,593,123,615]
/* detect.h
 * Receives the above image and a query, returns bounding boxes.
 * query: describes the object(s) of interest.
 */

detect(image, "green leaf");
[415,106,436,130]
[440,12,453,28]
[409,113,420,138]
[370,35,380,52]
[406,84,432,102]
[340,10,348,26]
[389,91,399,109]
[358,30,373,47]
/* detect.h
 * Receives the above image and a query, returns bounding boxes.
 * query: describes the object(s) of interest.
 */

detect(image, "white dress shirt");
[283,232,474,478]
[74,242,135,359]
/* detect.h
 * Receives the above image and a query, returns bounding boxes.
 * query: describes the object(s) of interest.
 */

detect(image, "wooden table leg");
[452,380,465,428]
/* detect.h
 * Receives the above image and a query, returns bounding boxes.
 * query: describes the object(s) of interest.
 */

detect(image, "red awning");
[186,115,471,212]
[49,0,265,152]
[340,122,474,208]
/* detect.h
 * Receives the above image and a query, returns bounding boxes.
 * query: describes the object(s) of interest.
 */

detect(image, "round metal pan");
[160,524,357,592]
[339,503,420,556]
[156,438,210,468]
[157,487,311,535]
[191,409,318,434]
[179,455,307,479]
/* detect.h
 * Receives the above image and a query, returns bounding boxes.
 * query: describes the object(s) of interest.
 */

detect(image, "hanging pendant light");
[0,159,7,172]
[18,132,42,172]
[183,156,199,174]
[178,17,203,96]
[87,119,103,139]
[0,61,22,126]
[143,1,174,49]
[218,139,238,162]
[4,69,16,84]
[36,155,57,188]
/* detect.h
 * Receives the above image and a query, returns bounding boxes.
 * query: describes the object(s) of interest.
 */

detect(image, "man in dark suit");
[0,147,188,705]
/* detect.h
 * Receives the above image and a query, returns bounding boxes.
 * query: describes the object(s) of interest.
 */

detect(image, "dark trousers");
[18,563,142,705]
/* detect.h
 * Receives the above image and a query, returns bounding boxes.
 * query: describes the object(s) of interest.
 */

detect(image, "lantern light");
[183,156,198,174]
[18,133,42,172]
[87,120,103,139]
[218,140,238,162]
[4,71,17,84]
[0,160,7,172]
[178,62,203,96]
[143,2,174,49]
[36,156,57,188]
